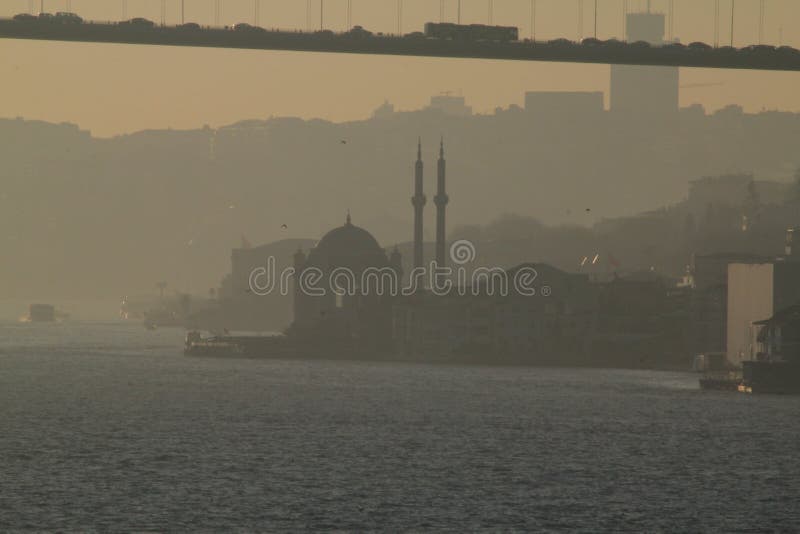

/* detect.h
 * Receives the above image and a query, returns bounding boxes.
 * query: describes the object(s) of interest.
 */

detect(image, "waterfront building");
[727,261,800,366]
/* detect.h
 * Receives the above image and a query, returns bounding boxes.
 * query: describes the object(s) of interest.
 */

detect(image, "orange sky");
[2,0,800,136]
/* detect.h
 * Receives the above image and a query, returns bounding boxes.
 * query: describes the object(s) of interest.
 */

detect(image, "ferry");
[20,304,68,323]
[695,352,743,391]
[184,331,298,359]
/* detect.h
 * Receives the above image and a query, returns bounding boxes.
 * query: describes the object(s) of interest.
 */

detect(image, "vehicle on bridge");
[688,41,713,51]
[778,46,800,56]
[742,44,777,55]
[629,40,652,49]
[54,12,83,24]
[424,22,518,43]
[118,18,155,29]
[233,23,266,33]
[346,25,373,39]
[547,38,575,48]
[177,22,201,31]
[580,37,604,47]
[12,13,37,22]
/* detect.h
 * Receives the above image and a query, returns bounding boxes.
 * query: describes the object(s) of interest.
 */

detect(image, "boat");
[184,331,298,359]
[695,352,742,391]
[699,372,742,392]
[23,304,56,323]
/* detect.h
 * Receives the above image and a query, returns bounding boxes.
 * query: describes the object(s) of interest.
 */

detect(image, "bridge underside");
[1,21,799,72]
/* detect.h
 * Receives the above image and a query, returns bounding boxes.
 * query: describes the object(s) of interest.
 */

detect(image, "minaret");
[434,137,449,268]
[411,138,426,269]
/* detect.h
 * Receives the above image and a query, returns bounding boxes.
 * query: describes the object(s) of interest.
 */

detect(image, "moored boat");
[184,331,298,359]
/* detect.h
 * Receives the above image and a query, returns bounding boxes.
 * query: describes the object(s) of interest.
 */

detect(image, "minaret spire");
[434,137,449,269]
[411,138,426,270]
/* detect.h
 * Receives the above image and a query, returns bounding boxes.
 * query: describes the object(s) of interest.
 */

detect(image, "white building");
[727,261,800,366]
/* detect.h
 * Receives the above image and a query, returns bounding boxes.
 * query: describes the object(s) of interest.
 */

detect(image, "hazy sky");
[2,0,800,136]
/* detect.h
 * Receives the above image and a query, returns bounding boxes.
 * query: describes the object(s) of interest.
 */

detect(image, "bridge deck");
[2,20,800,72]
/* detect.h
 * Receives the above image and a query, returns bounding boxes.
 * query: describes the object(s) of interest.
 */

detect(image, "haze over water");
[2,322,798,531]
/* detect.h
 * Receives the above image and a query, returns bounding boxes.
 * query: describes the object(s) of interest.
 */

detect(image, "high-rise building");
[610,11,679,115]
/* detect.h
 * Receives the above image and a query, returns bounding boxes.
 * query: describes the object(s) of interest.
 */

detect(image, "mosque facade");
[288,140,450,353]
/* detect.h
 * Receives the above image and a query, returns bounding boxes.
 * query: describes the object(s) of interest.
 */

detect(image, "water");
[1,322,799,531]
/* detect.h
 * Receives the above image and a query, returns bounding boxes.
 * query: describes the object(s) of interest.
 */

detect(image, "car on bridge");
[54,12,83,24]
[580,37,604,47]
[346,25,373,39]
[12,13,37,22]
[602,38,626,49]
[233,23,266,33]
[629,40,651,49]
[177,22,201,31]
[119,18,155,29]
[778,46,800,57]
[688,41,713,51]
[741,44,777,54]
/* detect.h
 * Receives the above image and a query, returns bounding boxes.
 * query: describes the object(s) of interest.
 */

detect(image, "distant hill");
[1,103,799,300]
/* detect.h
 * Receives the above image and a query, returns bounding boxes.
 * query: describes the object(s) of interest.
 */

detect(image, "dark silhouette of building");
[393,263,596,364]
[289,213,401,351]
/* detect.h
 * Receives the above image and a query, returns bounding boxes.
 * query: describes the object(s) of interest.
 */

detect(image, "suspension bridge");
[2,1,798,72]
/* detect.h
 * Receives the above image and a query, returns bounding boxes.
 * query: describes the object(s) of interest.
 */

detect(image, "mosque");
[288,139,449,352]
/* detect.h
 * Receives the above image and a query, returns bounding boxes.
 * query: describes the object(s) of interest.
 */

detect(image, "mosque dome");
[306,214,387,270]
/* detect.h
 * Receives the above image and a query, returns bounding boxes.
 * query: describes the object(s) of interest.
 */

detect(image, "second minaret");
[434,138,449,268]
[412,138,426,270]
